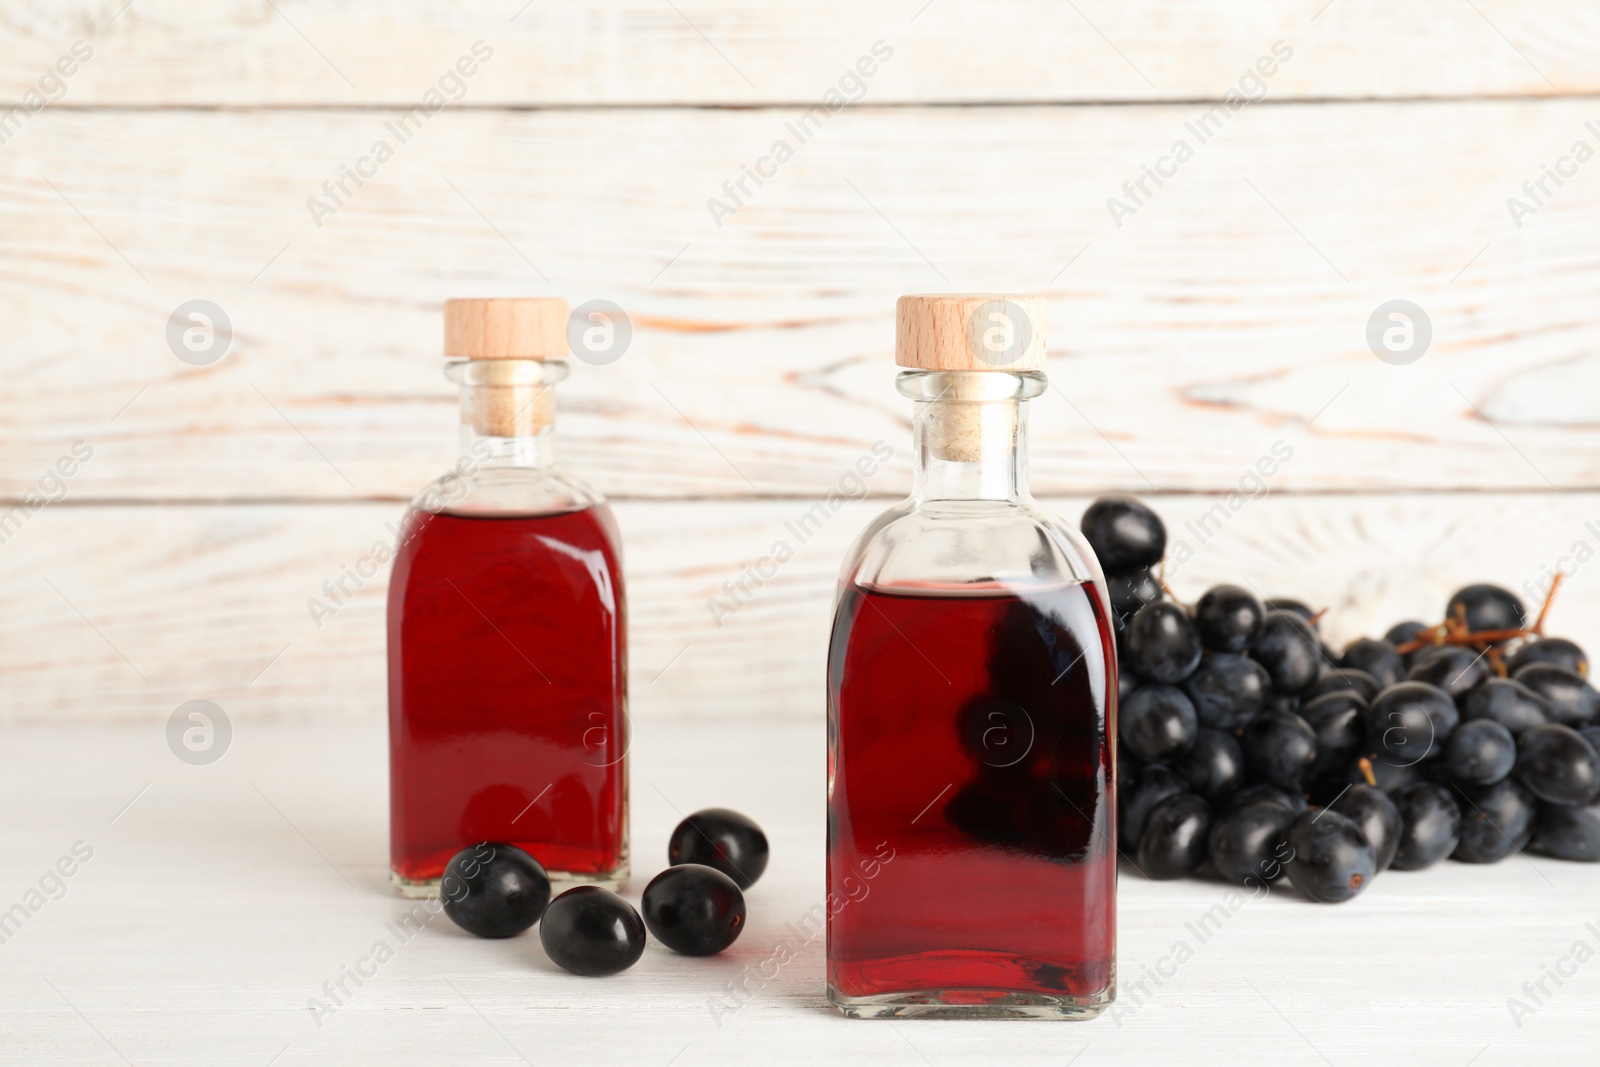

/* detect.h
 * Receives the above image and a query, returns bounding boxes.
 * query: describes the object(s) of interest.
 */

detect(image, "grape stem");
[1155,561,1190,611]
[1392,574,1563,670]
[1531,571,1564,634]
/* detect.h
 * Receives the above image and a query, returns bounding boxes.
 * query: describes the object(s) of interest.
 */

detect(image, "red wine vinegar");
[827,580,1116,1008]
[388,505,627,886]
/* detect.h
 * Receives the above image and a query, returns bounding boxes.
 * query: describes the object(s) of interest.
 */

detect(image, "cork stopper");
[443,298,568,437]
[895,294,1047,371]
[897,295,1046,463]
[444,298,569,360]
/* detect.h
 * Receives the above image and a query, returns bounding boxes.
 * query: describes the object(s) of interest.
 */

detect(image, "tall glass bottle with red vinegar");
[388,298,627,896]
[827,295,1118,1018]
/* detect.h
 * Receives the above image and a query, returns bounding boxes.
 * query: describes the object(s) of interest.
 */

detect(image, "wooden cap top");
[895,294,1047,371]
[444,298,570,359]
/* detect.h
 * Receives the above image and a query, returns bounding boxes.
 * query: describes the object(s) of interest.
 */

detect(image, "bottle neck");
[900,371,1044,503]
[460,424,557,469]
[447,359,567,470]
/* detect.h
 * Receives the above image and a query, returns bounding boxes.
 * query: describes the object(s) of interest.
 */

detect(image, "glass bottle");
[388,298,628,897]
[826,294,1117,1018]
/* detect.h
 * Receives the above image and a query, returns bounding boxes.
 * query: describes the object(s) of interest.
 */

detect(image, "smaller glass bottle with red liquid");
[827,294,1118,1018]
[388,297,627,897]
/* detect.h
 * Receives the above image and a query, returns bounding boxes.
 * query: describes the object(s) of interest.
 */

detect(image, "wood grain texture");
[442,296,569,359]
[0,718,1594,1065]
[3,493,1597,724]
[2,1,1597,105]
[894,293,1049,371]
[4,103,1599,500]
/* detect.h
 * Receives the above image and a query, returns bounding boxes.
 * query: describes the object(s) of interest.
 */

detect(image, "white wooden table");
[2,718,1593,1066]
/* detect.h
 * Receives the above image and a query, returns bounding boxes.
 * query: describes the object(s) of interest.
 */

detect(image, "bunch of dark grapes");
[1084,495,1600,904]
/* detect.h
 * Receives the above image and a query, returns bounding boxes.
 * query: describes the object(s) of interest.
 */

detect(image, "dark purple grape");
[1107,568,1163,622]
[1119,685,1198,763]
[1507,637,1588,679]
[1308,667,1379,703]
[1305,773,1348,807]
[439,843,552,939]
[1119,764,1190,851]
[1286,810,1375,903]
[1460,678,1552,736]
[1176,728,1244,805]
[539,887,647,976]
[1452,778,1537,863]
[1251,611,1323,695]
[1366,682,1457,765]
[1339,638,1405,689]
[1241,711,1318,789]
[1302,692,1368,780]
[1266,598,1316,625]
[1266,692,1302,717]
[1193,584,1265,654]
[1331,784,1403,872]
[1346,753,1422,798]
[1513,663,1599,728]
[641,864,746,956]
[668,808,769,889]
[1118,668,1137,704]
[1228,783,1308,815]
[1385,620,1429,649]
[1135,793,1212,879]
[1182,653,1269,731]
[1406,645,1489,700]
[1418,758,1459,787]
[1514,724,1600,805]
[1534,799,1600,861]
[1583,726,1600,755]
[1080,496,1166,571]
[1446,583,1525,634]
[1391,783,1462,870]
[1126,601,1203,684]
[1445,719,1516,786]
[1208,801,1295,885]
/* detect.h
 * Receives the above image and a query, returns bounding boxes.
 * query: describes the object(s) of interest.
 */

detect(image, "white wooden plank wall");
[5,494,1599,723]
[2,2,1598,722]
[2,1,1597,103]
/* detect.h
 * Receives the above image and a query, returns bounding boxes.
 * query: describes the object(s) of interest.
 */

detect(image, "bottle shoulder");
[412,462,606,518]
[839,497,1109,599]
[390,496,625,609]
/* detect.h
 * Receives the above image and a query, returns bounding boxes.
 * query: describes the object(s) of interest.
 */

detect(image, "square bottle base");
[390,861,629,899]
[828,983,1114,1020]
